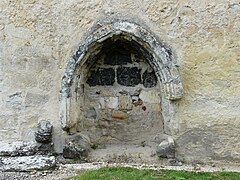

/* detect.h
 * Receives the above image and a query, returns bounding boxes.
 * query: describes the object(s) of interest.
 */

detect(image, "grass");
[69,167,240,180]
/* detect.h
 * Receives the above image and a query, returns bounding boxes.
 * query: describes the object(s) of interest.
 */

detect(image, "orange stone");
[111,110,128,120]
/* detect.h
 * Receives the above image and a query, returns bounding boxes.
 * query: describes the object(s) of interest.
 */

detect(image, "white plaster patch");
[139,90,161,103]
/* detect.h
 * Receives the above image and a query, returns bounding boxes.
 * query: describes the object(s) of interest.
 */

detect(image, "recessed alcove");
[60,21,183,162]
[78,36,164,147]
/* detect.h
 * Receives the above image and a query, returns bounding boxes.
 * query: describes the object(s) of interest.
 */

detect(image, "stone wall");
[0,0,240,163]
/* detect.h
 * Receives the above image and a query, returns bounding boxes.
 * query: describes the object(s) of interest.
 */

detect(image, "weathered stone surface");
[35,120,53,144]
[25,93,49,107]
[0,141,39,157]
[156,137,175,158]
[0,155,56,171]
[87,68,115,86]
[117,67,141,87]
[175,126,240,162]
[63,134,91,159]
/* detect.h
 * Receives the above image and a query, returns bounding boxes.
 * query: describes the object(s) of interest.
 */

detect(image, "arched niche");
[60,21,183,137]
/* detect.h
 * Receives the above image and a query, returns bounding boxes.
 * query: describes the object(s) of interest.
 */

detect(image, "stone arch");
[60,21,183,134]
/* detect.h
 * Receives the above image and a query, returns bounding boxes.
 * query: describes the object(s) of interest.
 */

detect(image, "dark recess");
[142,70,157,88]
[87,68,115,86]
[117,67,141,87]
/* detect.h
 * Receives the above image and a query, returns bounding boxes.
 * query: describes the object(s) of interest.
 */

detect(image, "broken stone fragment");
[156,137,175,158]
[111,110,128,120]
[35,120,53,143]
[0,141,39,157]
[0,155,56,171]
[63,134,91,160]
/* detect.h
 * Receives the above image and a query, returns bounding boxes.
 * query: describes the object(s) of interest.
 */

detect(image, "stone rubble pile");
[0,120,56,171]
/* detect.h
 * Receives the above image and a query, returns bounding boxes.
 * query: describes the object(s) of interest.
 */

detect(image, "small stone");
[168,159,183,166]
[63,134,91,159]
[142,106,147,111]
[112,110,128,120]
[156,137,175,158]
[35,120,53,144]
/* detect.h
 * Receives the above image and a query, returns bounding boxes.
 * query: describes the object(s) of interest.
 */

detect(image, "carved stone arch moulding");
[60,21,183,135]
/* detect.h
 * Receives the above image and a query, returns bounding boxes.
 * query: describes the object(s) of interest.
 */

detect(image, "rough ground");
[1,161,240,180]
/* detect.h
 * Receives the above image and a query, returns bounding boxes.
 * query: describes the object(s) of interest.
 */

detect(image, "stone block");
[0,141,39,157]
[119,95,133,110]
[0,155,56,171]
[142,70,157,88]
[156,137,175,158]
[139,90,161,103]
[112,110,128,120]
[106,97,118,109]
[117,67,141,87]
[86,68,115,86]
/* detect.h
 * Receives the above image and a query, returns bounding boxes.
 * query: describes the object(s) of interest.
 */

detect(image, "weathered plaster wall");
[0,0,239,163]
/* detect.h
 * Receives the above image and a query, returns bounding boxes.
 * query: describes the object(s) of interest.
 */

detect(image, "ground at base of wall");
[2,161,240,180]
[88,144,160,164]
